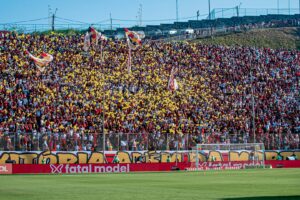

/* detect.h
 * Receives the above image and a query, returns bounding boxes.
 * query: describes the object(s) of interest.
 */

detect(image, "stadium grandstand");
[1,1,300,199]
[0,1,299,153]
[0,12,299,152]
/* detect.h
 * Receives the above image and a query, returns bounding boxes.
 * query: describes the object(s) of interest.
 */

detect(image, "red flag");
[83,26,107,51]
[26,51,53,71]
[124,28,142,50]
[168,68,179,91]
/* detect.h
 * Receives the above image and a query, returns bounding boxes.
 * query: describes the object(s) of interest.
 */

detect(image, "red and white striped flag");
[168,76,179,91]
[168,68,179,91]
[124,28,143,73]
[124,28,142,50]
[83,26,107,51]
[26,51,53,72]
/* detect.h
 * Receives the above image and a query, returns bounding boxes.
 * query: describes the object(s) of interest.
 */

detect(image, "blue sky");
[0,0,299,27]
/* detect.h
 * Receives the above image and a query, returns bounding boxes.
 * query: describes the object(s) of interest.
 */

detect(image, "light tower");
[138,4,143,26]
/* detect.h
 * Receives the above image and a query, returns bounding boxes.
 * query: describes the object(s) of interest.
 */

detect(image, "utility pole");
[208,0,213,36]
[197,10,200,20]
[237,3,242,17]
[208,0,211,20]
[277,0,279,14]
[288,0,291,15]
[110,13,112,31]
[51,8,57,31]
[176,0,179,22]
[52,14,55,31]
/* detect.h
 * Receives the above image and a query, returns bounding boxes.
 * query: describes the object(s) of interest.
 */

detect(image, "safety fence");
[1,130,299,152]
[0,131,195,152]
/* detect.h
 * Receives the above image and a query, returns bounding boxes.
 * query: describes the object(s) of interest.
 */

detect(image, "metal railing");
[152,19,300,43]
[212,8,299,19]
[0,8,299,34]
[1,131,298,151]
[0,132,194,152]
[0,23,121,33]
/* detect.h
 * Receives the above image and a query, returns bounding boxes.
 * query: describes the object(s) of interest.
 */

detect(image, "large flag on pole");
[168,76,179,91]
[26,51,53,72]
[168,68,179,91]
[124,28,142,73]
[83,32,91,52]
[124,28,142,50]
[83,26,107,52]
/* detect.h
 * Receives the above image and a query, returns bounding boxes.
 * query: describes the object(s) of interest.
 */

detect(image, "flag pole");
[127,46,131,73]
[100,40,104,63]
[168,67,174,90]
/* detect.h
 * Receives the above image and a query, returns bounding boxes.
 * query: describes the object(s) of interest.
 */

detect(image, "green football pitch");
[1,169,300,200]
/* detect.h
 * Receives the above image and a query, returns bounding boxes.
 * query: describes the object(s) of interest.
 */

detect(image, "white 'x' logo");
[50,164,64,174]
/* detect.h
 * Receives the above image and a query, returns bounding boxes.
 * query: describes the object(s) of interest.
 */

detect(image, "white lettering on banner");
[82,166,89,173]
[0,164,12,174]
[197,161,264,170]
[94,166,105,173]
[51,164,130,174]
[50,164,64,173]
[0,165,8,172]
[106,166,112,173]
[120,166,127,172]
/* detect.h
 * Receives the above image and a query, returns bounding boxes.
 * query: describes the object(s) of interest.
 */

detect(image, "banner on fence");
[0,150,299,164]
[12,163,189,174]
[8,160,300,174]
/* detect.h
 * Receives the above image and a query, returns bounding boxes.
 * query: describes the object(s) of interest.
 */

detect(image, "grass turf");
[0,169,299,200]
[194,27,300,50]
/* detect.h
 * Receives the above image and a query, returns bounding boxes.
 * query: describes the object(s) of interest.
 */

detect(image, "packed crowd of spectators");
[0,31,299,151]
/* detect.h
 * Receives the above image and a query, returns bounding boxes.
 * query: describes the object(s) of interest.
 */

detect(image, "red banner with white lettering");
[7,161,300,174]
[0,164,12,174]
[12,163,188,174]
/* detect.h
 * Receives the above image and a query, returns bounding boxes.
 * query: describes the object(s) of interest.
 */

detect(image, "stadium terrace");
[0,30,299,153]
